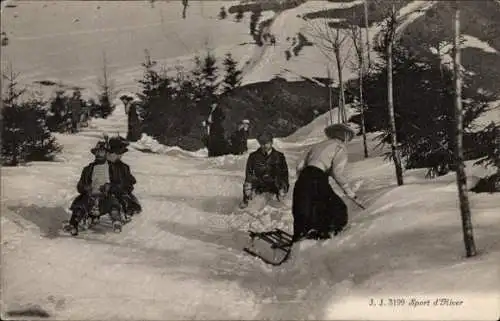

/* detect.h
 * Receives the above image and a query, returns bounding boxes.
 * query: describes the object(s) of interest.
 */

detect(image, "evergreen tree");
[97,90,114,119]
[201,51,219,101]
[137,50,165,120]
[96,52,115,118]
[1,69,61,166]
[235,8,244,22]
[222,53,242,93]
[191,51,219,106]
[353,41,494,177]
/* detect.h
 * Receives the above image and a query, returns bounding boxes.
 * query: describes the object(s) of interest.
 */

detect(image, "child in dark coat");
[230,119,250,155]
[106,136,142,218]
[240,132,289,208]
[68,141,123,235]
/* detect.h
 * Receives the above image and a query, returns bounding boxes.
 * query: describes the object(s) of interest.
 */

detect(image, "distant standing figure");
[230,119,250,155]
[70,90,83,133]
[206,102,228,157]
[120,95,141,142]
[201,120,209,149]
[182,0,189,19]
[270,35,276,46]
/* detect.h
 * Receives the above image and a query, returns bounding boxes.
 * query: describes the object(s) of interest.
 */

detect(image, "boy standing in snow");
[292,123,358,242]
[230,119,250,155]
[240,132,289,208]
[68,141,123,236]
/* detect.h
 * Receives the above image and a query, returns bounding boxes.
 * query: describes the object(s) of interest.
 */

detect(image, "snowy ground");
[2,104,499,320]
[2,0,500,319]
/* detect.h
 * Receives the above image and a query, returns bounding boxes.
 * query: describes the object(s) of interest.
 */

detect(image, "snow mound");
[223,194,293,233]
[283,105,358,144]
[130,133,208,158]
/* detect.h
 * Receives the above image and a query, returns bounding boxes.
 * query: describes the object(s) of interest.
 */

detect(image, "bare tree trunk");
[387,29,404,186]
[327,65,333,125]
[385,4,404,186]
[364,0,371,70]
[359,32,368,158]
[335,48,346,123]
[453,2,476,258]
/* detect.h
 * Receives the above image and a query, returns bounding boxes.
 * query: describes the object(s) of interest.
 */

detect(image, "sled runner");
[244,228,293,266]
[62,196,130,236]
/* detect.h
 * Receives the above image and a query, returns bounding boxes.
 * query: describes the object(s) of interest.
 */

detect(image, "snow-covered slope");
[2,102,499,320]
[0,1,257,97]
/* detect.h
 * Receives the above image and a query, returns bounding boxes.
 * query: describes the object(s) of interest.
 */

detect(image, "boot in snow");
[112,221,122,233]
[239,200,249,209]
[70,225,79,236]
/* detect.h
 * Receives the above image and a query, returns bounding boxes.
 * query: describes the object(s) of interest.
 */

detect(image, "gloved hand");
[100,183,111,194]
[243,182,253,200]
[345,188,356,199]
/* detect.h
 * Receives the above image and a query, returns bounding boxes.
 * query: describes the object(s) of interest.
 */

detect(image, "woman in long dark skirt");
[292,123,357,242]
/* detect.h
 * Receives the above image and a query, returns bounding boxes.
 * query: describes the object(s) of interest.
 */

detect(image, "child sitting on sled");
[105,136,142,217]
[68,140,124,236]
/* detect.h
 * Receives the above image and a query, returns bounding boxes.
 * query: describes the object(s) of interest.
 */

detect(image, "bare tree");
[381,4,404,186]
[306,19,352,124]
[349,21,369,158]
[363,0,371,71]
[452,1,476,258]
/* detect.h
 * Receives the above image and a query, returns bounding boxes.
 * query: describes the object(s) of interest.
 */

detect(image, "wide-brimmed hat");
[108,136,129,154]
[257,132,273,144]
[91,141,108,155]
[120,94,134,102]
[324,123,355,142]
[241,119,250,125]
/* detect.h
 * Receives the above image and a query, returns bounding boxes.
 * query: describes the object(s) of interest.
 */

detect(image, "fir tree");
[201,51,219,100]
[235,8,244,22]
[137,50,164,120]
[1,68,61,166]
[222,53,242,93]
[96,52,115,118]
[354,41,494,177]
[191,51,219,106]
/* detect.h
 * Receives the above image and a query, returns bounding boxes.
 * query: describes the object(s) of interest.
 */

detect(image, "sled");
[243,228,294,266]
[61,203,130,236]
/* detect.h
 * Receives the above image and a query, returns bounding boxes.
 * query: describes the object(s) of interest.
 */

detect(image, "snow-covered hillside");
[2,0,499,98]
[2,1,500,319]
[0,0,260,98]
[2,100,499,320]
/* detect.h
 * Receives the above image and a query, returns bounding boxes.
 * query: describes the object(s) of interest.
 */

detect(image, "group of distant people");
[201,102,250,157]
[69,96,360,243]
